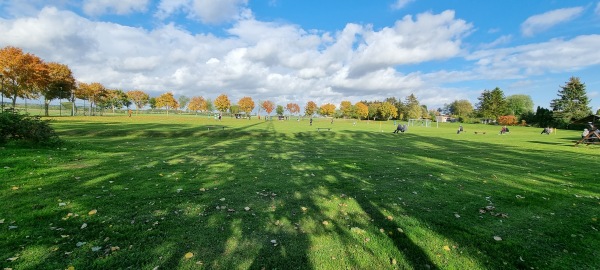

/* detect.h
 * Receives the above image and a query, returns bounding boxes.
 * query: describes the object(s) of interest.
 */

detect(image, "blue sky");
[1,0,599,112]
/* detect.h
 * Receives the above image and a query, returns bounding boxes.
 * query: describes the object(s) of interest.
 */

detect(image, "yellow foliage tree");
[156,92,178,115]
[188,96,207,114]
[378,102,398,120]
[127,90,150,114]
[339,100,352,118]
[42,62,75,116]
[237,96,255,117]
[214,94,231,113]
[261,100,275,116]
[319,103,336,117]
[0,46,48,108]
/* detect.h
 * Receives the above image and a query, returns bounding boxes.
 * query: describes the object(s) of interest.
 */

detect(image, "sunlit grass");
[1,115,599,269]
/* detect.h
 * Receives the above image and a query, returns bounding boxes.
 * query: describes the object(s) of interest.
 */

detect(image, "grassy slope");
[1,115,599,269]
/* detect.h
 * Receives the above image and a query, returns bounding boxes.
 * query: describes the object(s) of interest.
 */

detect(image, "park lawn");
[1,115,599,270]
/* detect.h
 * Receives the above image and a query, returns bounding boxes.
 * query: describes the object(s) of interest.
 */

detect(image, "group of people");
[500,126,509,134]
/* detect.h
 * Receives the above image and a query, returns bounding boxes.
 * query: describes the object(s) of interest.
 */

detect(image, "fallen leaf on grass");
[91,246,101,252]
[300,207,307,212]
[59,203,67,207]
[8,226,17,229]
[516,195,525,199]
[443,245,451,251]
[11,186,19,190]
[454,213,461,218]
[386,215,393,221]
[67,266,75,270]
[80,223,87,229]
[493,236,502,241]
[244,207,250,211]
[7,256,18,261]
[111,246,120,252]
[0,219,4,223]
[184,252,194,259]
[76,242,86,247]
[199,188,206,192]
[88,209,97,215]
[322,221,329,226]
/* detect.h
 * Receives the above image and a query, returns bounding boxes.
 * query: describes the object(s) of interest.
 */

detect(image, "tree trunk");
[44,99,50,116]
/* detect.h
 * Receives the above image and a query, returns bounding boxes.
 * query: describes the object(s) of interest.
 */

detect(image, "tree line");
[1,46,595,127]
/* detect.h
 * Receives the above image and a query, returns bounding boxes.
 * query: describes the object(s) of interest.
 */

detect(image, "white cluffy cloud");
[521,7,584,37]
[156,0,250,24]
[83,0,150,16]
[391,0,415,10]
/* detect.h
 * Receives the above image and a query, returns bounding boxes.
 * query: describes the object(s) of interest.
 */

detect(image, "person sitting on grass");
[582,128,589,139]
[457,125,463,134]
[393,124,407,133]
[541,127,551,135]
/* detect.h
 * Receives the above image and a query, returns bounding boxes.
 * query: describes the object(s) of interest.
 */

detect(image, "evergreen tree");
[476,87,507,120]
[405,94,421,119]
[550,77,591,125]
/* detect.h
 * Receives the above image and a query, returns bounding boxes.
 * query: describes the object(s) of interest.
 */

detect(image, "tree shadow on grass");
[1,121,599,269]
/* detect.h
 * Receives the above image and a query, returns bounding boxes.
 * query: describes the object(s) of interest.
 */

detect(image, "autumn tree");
[498,115,518,126]
[75,82,106,116]
[368,103,381,120]
[261,100,275,116]
[238,96,255,118]
[188,96,207,114]
[148,97,157,110]
[550,77,591,125]
[0,46,48,109]
[214,94,231,113]
[404,94,422,119]
[318,103,336,117]
[339,100,353,118]
[127,90,149,114]
[178,95,190,113]
[156,92,178,115]
[42,62,75,116]
[304,101,317,117]
[286,103,300,116]
[355,102,368,120]
[477,87,508,120]
[378,102,398,120]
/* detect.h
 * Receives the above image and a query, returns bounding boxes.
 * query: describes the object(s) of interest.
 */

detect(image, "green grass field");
[1,115,599,269]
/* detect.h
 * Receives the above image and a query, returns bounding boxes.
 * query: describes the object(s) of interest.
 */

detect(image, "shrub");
[498,115,518,126]
[0,110,61,145]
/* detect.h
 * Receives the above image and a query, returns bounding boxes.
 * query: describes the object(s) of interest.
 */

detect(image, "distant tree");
[339,100,353,118]
[596,108,600,115]
[286,103,300,116]
[506,94,534,116]
[76,82,106,116]
[368,103,381,120]
[276,105,284,116]
[178,95,190,113]
[42,62,75,116]
[0,46,48,109]
[261,100,275,116]
[304,101,317,117]
[101,89,128,113]
[206,99,214,112]
[148,97,157,111]
[229,105,240,114]
[318,103,336,117]
[127,90,149,114]
[188,96,207,114]
[533,106,554,128]
[238,96,255,117]
[476,87,508,120]
[405,94,421,119]
[355,102,368,120]
[214,94,231,113]
[449,100,473,120]
[379,102,398,120]
[550,77,591,126]
[156,92,178,115]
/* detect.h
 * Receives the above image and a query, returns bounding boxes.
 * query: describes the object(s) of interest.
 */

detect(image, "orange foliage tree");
[188,96,207,114]
[286,103,300,115]
[305,101,317,116]
[214,94,231,113]
[0,46,48,108]
[156,92,179,115]
[261,100,275,116]
[355,102,368,120]
[42,62,75,116]
[238,96,255,117]
[498,115,518,126]
[127,90,150,114]
[75,82,106,115]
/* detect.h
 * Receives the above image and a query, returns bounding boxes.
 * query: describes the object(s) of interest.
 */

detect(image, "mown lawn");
[1,115,599,269]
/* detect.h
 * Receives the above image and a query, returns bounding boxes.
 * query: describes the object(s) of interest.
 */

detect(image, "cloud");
[521,7,584,37]
[348,10,472,76]
[391,0,415,10]
[468,35,600,79]
[82,0,150,16]
[479,35,512,49]
[155,0,250,24]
